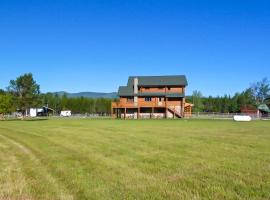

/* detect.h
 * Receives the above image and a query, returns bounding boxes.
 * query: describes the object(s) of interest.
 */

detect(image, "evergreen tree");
[191,90,203,112]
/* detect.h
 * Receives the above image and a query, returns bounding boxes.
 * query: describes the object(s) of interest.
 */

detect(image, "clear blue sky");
[0,0,269,96]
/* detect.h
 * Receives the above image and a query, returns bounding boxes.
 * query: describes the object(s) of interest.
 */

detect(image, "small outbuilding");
[257,104,270,118]
[28,106,54,117]
[241,104,270,118]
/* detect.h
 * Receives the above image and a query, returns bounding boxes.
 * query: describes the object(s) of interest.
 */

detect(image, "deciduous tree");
[0,93,13,119]
[8,73,40,115]
[251,78,270,104]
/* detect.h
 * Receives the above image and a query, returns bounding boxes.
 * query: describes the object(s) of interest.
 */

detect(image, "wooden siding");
[166,87,184,93]
[112,78,191,118]
[140,87,165,93]
[112,97,183,108]
[139,86,184,93]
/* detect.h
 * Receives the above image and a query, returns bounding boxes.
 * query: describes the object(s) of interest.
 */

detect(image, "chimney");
[134,77,138,106]
[133,77,138,94]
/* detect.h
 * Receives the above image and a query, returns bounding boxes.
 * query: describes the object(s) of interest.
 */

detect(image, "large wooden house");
[111,75,192,119]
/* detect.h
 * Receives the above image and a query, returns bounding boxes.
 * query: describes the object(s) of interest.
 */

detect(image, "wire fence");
[187,112,269,120]
[0,113,112,120]
[1,112,269,120]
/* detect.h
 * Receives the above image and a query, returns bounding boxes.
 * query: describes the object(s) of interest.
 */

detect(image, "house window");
[168,87,171,91]
[127,97,134,103]
[145,97,152,102]
[158,97,164,102]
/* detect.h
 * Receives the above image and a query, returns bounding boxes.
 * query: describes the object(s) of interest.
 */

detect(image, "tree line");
[0,73,269,116]
[0,73,113,115]
[187,78,270,113]
[40,93,112,114]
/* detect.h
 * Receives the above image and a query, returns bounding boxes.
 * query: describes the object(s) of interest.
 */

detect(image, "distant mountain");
[54,91,117,99]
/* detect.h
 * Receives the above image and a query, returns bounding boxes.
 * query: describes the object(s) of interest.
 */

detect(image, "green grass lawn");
[0,119,269,200]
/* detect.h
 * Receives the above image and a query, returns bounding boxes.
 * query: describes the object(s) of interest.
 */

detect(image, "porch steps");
[167,107,182,118]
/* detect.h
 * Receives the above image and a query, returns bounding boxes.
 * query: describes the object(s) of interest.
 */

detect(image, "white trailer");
[60,110,72,117]
[29,108,37,117]
[233,115,252,122]
[29,108,43,117]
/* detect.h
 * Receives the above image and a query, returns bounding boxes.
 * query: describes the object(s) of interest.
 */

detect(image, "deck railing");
[112,101,173,108]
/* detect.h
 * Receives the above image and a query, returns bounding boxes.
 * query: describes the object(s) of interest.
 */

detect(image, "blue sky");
[0,0,269,96]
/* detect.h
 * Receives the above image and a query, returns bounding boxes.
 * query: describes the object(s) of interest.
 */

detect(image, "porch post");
[182,98,185,117]
[111,107,113,118]
[165,97,168,118]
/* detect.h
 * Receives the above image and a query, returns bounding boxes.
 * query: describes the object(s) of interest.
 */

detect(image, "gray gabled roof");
[127,75,188,86]
[118,75,187,96]
[118,86,134,96]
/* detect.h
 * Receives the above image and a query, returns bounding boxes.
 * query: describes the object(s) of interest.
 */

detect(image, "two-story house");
[111,75,192,119]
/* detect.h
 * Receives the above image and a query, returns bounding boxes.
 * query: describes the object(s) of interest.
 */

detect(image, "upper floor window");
[168,87,171,91]
[127,97,134,103]
[145,97,152,102]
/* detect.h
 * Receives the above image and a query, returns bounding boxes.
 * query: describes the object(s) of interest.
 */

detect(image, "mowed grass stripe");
[0,119,270,199]
[0,124,165,199]
[0,134,74,200]
[0,137,31,200]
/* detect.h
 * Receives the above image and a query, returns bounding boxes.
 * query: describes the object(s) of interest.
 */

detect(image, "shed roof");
[258,104,270,113]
